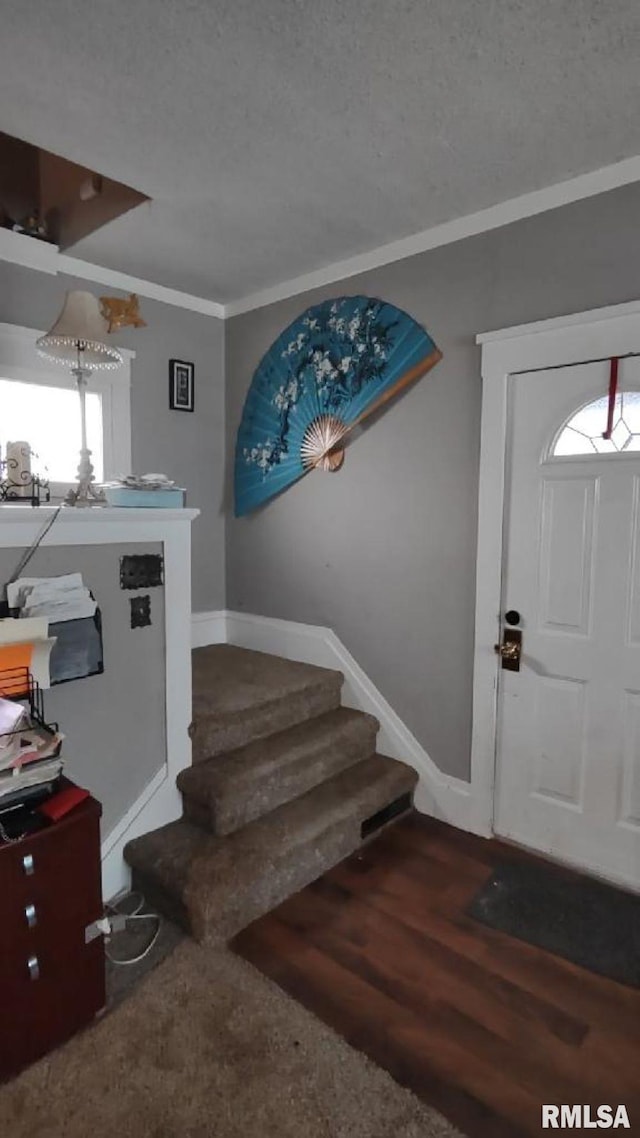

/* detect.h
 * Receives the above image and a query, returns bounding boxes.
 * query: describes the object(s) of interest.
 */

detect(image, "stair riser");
[189,679,343,763]
[130,870,191,932]
[193,800,415,944]
[136,797,415,944]
[124,753,418,948]
[182,720,378,835]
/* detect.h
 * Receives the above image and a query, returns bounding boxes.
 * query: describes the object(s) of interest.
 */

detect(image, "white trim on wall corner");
[223,155,640,317]
[2,155,640,321]
[477,297,640,344]
[0,229,225,320]
[192,609,490,836]
[0,228,59,275]
[191,609,228,647]
[100,767,167,902]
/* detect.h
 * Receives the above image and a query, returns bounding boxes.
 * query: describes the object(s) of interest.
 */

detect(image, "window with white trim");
[0,323,132,498]
[0,378,104,482]
[552,389,640,456]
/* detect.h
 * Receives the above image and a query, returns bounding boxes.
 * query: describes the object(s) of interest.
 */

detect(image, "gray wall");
[0,259,225,611]
[0,543,165,836]
[226,182,640,781]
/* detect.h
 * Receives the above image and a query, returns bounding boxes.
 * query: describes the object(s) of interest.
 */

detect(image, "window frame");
[546,381,640,463]
[0,321,133,500]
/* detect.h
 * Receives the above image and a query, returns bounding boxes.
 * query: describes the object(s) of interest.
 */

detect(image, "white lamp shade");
[36,290,123,370]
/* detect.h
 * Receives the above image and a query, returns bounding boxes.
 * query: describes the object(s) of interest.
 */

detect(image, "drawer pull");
[22,854,34,876]
[27,955,40,981]
[24,903,37,929]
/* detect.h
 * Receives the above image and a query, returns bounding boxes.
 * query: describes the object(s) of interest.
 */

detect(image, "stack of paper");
[0,697,29,763]
[0,758,64,807]
[8,573,97,623]
[0,695,63,804]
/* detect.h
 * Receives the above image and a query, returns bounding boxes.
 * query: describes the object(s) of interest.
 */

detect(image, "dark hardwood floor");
[233,812,640,1138]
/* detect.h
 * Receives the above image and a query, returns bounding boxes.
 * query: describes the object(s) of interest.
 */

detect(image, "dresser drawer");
[0,798,102,924]
[0,900,100,976]
[0,935,105,1080]
[0,790,105,1081]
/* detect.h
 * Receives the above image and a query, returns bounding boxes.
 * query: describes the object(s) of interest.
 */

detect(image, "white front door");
[495,357,640,889]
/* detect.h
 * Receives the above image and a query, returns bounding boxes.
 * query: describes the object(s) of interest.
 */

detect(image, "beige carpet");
[2,941,460,1138]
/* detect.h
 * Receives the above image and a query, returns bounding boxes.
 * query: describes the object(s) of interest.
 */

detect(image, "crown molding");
[224,155,640,318]
[0,228,225,320]
[0,227,59,274]
[3,154,640,323]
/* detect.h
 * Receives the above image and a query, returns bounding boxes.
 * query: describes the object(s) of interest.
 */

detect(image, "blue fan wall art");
[234,295,442,516]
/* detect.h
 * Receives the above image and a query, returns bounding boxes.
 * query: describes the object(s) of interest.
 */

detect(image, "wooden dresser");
[0,791,105,1080]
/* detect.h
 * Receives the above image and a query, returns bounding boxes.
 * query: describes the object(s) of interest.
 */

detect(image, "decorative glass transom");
[553,391,640,456]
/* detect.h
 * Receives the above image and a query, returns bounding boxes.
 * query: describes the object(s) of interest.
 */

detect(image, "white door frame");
[471,298,640,838]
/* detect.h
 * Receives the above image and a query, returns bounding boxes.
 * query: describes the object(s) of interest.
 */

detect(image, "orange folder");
[0,643,33,696]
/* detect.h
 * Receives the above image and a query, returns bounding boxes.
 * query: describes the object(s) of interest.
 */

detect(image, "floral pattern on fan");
[235,295,441,516]
[242,298,398,473]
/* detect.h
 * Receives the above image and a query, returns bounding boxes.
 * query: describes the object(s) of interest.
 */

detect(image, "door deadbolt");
[494,628,522,671]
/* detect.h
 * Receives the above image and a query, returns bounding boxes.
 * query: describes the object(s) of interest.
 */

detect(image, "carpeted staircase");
[124,645,418,942]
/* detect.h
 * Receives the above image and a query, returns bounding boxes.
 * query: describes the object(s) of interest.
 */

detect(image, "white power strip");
[102,891,162,965]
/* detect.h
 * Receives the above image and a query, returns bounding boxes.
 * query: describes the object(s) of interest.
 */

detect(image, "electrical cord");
[104,890,162,966]
[6,504,63,590]
[1,503,63,616]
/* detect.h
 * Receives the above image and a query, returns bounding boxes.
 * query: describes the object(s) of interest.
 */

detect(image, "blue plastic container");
[103,486,186,508]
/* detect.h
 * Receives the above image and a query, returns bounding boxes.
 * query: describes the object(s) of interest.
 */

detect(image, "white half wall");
[0,506,199,904]
[192,609,490,836]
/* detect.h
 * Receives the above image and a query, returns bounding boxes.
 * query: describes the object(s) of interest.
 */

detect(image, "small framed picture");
[169,359,194,412]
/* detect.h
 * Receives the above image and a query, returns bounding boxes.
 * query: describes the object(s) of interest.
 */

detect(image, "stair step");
[125,754,418,942]
[190,645,343,762]
[178,706,379,835]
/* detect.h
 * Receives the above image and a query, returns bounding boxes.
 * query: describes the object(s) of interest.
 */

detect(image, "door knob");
[494,628,522,671]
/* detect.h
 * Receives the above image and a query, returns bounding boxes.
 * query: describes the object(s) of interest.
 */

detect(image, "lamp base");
[66,448,106,508]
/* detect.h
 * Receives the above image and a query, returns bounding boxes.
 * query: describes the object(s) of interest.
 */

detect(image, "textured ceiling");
[1,1,640,303]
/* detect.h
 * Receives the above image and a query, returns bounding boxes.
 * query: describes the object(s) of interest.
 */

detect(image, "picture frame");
[169,359,194,412]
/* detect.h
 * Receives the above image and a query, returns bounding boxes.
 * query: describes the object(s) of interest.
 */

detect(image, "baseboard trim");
[191,609,228,647]
[100,768,183,902]
[191,609,490,836]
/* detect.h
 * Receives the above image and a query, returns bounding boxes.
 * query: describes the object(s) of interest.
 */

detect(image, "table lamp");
[36,290,123,506]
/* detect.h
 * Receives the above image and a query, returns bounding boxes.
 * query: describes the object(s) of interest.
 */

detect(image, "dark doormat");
[467,861,640,987]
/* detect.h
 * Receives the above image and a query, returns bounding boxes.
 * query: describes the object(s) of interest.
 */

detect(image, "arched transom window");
[552,390,640,456]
